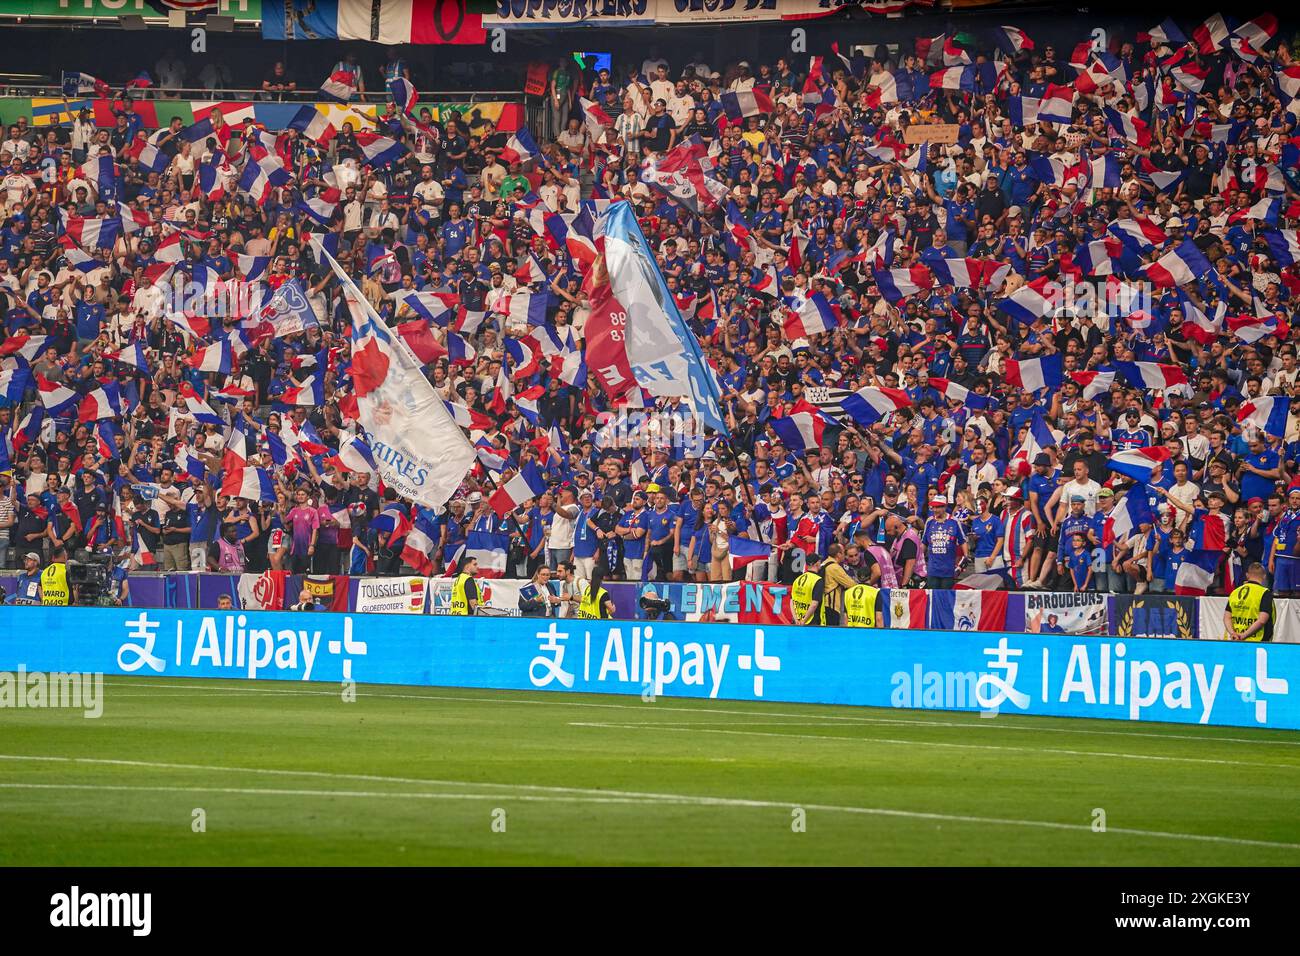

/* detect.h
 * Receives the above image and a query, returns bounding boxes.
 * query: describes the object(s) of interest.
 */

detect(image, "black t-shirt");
[161,508,189,546]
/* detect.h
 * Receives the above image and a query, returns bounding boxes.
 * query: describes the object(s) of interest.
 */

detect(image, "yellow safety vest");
[40,563,70,606]
[843,584,881,628]
[577,585,610,620]
[1227,582,1268,642]
[791,571,822,623]
[449,573,474,616]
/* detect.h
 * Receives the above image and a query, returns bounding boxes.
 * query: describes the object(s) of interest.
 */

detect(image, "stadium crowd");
[1,14,1300,612]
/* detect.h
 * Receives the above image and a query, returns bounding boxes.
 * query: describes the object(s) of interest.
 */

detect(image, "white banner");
[1024,592,1107,635]
[1203,595,1300,643]
[427,577,526,616]
[355,577,430,615]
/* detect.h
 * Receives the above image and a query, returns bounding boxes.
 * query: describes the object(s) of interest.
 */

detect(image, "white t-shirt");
[1060,478,1101,516]
[548,504,578,550]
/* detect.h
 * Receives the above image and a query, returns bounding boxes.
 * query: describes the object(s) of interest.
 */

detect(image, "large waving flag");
[997,276,1057,324]
[1238,396,1292,438]
[1142,241,1213,288]
[769,401,832,455]
[318,70,358,103]
[728,536,773,573]
[840,387,913,427]
[1112,361,1188,392]
[314,235,476,511]
[489,461,548,518]
[287,105,338,144]
[783,292,839,339]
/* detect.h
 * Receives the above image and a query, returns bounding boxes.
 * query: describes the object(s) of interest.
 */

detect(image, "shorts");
[1274,556,1299,591]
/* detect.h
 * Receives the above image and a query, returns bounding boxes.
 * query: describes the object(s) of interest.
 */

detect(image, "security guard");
[791,560,825,626]
[577,566,614,620]
[449,556,480,616]
[1224,562,1274,642]
[40,547,71,607]
[843,582,883,628]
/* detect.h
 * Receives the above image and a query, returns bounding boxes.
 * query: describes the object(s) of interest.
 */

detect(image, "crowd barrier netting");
[1,604,1296,730]
[3,571,1294,644]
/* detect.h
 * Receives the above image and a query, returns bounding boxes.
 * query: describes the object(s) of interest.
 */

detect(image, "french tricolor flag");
[1142,241,1213,288]
[498,290,549,327]
[0,366,31,403]
[1194,13,1231,54]
[78,383,123,422]
[769,401,831,454]
[357,131,405,168]
[1004,355,1064,393]
[1109,216,1167,250]
[873,265,933,303]
[287,104,337,144]
[1113,361,1188,392]
[728,536,773,573]
[445,401,496,432]
[928,257,984,289]
[222,464,277,503]
[993,25,1034,55]
[64,215,121,251]
[400,511,440,576]
[1265,229,1300,267]
[277,374,325,407]
[80,155,116,194]
[1068,370,1116,400]
[722,88,774,121]
[319,70,358,103]
[1238,396,1291,438]
[783,292,839,338]
[513,384,545,424]
[929,377,996,411]
[187,340,233,375]
[997,276,1057,325]
[447,331,477,366]
[1108,447,1173,483]
[395,320,447,365]
[1104,107,1151,147]
[393,289,456,325]
[929,66,974,92]
[1174,549,1220,596]
[0,332,51,363]
[336,433,379,474]
[841,387,913,427]
[179,383,224,425]
[514,253,548,286]
[1228,314,1278,344]
[498,127,541,165]
[1037,84,1075,124]
[490,461,549,517]
[36,375,80,414]
[1088,154,1121,189]
[461,530,510,578]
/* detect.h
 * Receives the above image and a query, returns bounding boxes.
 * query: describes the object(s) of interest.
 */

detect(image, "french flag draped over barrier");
[1107,447,1173,483]
[728,536,772,573]
[929,590,1009,630]
[1004,355,1063,393]
[840,387,912,426]
[1238,396,1291,438]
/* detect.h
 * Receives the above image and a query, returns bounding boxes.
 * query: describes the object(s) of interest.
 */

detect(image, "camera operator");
[40,546,71,606]
[289,588,322,612]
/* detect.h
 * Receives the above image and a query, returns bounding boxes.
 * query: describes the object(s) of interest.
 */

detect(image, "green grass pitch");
[1,677,1298,866]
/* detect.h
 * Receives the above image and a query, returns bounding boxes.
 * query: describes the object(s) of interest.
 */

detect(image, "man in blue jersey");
[922,497,964,590]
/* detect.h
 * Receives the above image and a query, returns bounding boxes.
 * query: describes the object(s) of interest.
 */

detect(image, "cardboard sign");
[904,124,960,145]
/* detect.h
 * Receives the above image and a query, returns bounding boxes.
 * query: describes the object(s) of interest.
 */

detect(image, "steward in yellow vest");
[449,557,480,616]
[843,583,882,627]
[791,568,824,625]
[577,565,613,620]
[1224,563,1273,642]
[40,549,71,606]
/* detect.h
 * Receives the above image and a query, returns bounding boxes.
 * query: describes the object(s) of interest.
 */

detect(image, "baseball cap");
[930,496,947,507]
[1004,486,1023,499]
[1033,453,1052,466]
[24,552,39,562]
[1070,494,1085,503]
[1098,488,1115,498]
[467,491,483,504]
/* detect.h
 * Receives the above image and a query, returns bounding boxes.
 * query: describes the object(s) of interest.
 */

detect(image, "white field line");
[97,680,1300,748]
[567,722,1300,771]
[1,779,1297,853]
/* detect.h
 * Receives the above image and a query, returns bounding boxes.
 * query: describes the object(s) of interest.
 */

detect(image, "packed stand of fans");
[1,13,1300,612]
